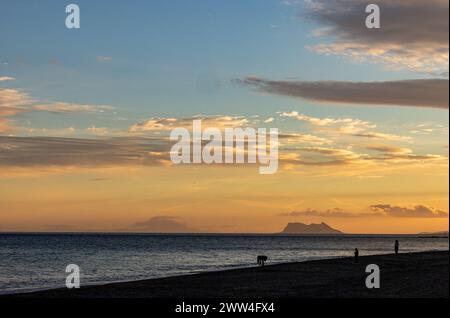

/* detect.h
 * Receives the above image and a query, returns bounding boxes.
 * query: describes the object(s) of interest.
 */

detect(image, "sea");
[0,233,448,295]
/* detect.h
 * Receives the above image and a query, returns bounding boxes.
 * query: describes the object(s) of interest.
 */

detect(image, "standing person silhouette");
[354,248,359,263]
[395,240,399,255]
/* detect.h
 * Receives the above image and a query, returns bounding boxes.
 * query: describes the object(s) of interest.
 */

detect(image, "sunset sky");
[0,0,448,234]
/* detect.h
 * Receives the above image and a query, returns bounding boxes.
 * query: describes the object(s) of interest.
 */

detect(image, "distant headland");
[280,222,343,235]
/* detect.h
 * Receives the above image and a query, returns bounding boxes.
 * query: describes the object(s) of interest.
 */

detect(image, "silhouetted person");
[257,255,267,267]
[395,240,399,255]
[354,248,359,263]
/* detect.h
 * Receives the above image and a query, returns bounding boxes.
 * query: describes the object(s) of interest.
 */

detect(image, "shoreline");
[5,250,449,298]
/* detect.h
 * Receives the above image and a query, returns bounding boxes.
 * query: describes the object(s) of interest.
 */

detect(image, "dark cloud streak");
[240,77,449,109]
[0,136,171,168]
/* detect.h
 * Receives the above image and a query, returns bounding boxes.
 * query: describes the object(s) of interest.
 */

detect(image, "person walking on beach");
[395,240,399,255]
[354,248,359,263]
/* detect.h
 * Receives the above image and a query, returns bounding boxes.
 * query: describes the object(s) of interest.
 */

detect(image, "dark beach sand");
[8,251,449,298]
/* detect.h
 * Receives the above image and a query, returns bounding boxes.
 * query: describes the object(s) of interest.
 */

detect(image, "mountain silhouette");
[280,222,343,234]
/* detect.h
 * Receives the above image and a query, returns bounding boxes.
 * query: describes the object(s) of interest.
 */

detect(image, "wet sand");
[7,251,449,298]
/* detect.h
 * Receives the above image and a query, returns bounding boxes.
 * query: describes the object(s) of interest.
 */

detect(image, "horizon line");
[1,231,448,236]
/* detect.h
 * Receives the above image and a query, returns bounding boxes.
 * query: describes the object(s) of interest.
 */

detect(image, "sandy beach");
[7,251,448,298]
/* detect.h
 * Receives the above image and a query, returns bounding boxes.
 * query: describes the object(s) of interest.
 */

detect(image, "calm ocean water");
[0,233,448,294]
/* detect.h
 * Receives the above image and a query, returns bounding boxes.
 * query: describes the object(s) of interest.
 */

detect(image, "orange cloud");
[130,115,250,132]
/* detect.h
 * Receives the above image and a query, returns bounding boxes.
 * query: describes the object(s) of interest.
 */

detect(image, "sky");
[0,0,449,234]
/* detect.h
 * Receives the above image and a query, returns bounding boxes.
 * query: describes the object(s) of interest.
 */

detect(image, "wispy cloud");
[96,56,112,63]
[241,77,449,109]
[279,110,375,133]
[33,102,113,113]
[280,208,365,218]
[86,126,109,136]
[278,132,332,146]
[0,88,32,113]
[129,115,250,132]
[352,132,411,142]
[299,146,364,165]
[0,87,113,132]
[292,144,446,167]
[366,144,412,154]
[370,204,448,218]
[278,110,412,142]
[0,76,15,82]
[0,88,32,132]
[280,204,449,219]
